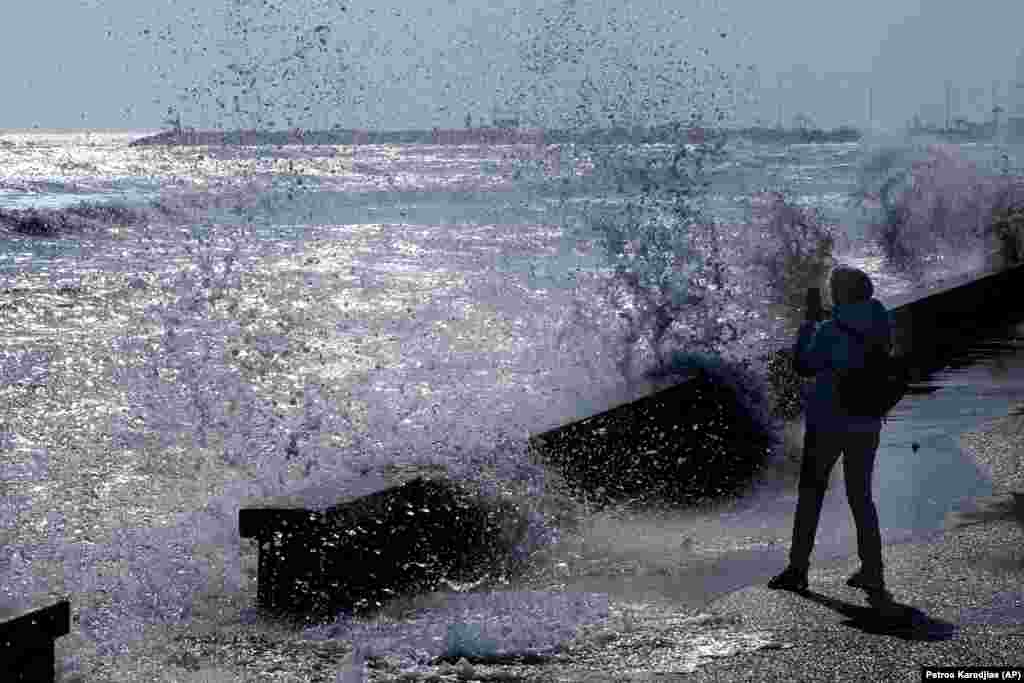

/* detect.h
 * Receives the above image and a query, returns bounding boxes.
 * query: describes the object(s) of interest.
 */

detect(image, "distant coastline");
[127,124,866,148]
[4,123,1016,146]
[127,127,546,147]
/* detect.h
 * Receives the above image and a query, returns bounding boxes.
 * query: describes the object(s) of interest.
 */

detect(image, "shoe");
[846,569,885,593]
[767,566,808,592]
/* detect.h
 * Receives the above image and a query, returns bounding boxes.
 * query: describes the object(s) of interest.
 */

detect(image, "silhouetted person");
[769,266,893,595]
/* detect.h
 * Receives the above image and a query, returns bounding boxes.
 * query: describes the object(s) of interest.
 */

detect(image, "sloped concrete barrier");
[528,367,777,509]
[0,599,70,683]
[885,262,1024,378]
[238,476,523,624]
[529,262,1024,508]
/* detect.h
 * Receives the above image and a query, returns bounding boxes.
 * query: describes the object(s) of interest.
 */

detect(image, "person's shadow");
[787,588,956,640]
[782,589,958,643]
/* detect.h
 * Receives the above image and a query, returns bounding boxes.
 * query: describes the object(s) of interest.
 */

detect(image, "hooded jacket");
[792,297,894,433]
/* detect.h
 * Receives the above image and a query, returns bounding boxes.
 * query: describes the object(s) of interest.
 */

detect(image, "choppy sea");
[2,128,1023,679]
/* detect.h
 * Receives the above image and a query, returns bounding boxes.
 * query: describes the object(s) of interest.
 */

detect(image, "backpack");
[832,318,909,422]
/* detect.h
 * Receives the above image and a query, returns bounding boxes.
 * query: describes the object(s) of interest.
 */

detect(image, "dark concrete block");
[529,369,776,508]
[0,599,70,683]
[238,476,522,624]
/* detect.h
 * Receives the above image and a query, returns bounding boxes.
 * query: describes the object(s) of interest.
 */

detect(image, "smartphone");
[805,287,822,319]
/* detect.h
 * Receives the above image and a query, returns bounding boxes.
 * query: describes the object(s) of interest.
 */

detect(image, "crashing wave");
[0,201,152,237]
[0,179,94,195]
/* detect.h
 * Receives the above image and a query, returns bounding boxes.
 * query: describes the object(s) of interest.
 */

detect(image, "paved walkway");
[681,412,1024,683]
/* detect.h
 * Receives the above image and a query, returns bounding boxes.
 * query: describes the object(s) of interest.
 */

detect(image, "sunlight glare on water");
[0,130,1020,679]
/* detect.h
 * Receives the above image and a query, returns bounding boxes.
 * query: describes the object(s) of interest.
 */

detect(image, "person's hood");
[831,297,890,343]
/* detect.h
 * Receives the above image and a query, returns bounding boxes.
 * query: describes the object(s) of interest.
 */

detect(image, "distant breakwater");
[128,127,546,147]
[128,125,863,148]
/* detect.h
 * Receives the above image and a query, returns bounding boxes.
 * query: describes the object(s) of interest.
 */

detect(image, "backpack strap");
[834,318,888,353]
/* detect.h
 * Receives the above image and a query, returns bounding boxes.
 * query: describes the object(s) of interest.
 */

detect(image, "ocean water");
[1,128,1023,679]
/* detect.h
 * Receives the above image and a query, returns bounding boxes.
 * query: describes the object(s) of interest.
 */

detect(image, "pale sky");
[2,0,1023,131]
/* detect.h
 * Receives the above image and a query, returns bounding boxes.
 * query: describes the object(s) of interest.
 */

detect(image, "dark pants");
[788,427,883,576]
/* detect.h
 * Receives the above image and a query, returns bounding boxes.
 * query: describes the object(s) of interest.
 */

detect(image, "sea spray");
[854,141,1024,279]
[551,142,841,408]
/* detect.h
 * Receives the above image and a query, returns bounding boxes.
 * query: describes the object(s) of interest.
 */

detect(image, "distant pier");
[430,127,545,146]
[128,128,360,147]
[128,125,864,148]
[128,127,546,147]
